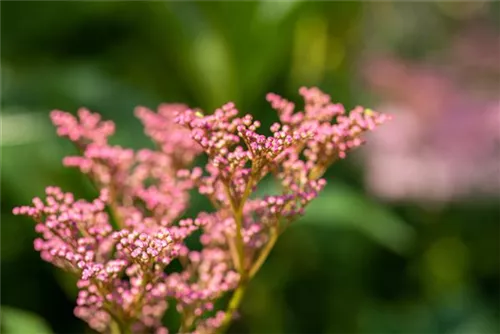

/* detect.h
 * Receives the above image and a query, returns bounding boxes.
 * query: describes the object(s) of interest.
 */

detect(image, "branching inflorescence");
[14,87,389,334]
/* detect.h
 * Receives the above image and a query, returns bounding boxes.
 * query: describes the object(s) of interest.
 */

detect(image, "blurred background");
[1,1,499,333]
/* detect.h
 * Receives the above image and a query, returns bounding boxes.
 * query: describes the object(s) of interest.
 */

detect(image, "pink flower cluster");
[14,87,388,333]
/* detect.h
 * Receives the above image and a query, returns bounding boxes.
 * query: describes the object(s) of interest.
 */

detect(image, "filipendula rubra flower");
[13,87,389,334]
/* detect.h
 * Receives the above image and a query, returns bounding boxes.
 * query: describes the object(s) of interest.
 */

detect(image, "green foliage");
[1,307,53,334]
[305,184,415,255]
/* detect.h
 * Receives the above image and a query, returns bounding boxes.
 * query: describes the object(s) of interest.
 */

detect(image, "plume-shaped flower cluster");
[14,87,389,334]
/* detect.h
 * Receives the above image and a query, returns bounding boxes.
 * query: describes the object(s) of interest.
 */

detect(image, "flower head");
[14,88,388,333]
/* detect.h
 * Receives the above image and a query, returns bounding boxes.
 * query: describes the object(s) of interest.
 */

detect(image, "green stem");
[218,164,281,333]
[179,309,195,334]
[110,320,121,334]
[249,227,278,279]
[233,203,245,276]
[223,184,244,273]
[108,315,131,334]
[224,171,253,275]
[216,227,279,334]
[216,280,248,334]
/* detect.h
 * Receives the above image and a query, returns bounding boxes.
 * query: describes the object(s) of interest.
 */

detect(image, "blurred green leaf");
[1,307,53,334]
[305,183,415,255]
[1,110,54,147]
[53,271,79,300]
[0,217,33,261]
[256,181,414,254]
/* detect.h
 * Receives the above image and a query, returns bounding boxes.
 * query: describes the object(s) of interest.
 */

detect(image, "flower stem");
[179,308,195,334]
[249,227,278,279]
[219,167,279,333]
[110,320,121,334]
[224,171,254,275]
[109,316,131,334]
[216,280,248,334]
[217,227,278,334]
[233,203,245,277]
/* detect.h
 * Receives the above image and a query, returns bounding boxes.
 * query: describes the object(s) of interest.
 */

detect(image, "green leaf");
[256,181,415,255]
[1,307,53,334]
[53,270,79,299]
[304,183,415,255]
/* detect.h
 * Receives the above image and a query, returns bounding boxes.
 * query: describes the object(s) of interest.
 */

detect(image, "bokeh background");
[1,1,499,333]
